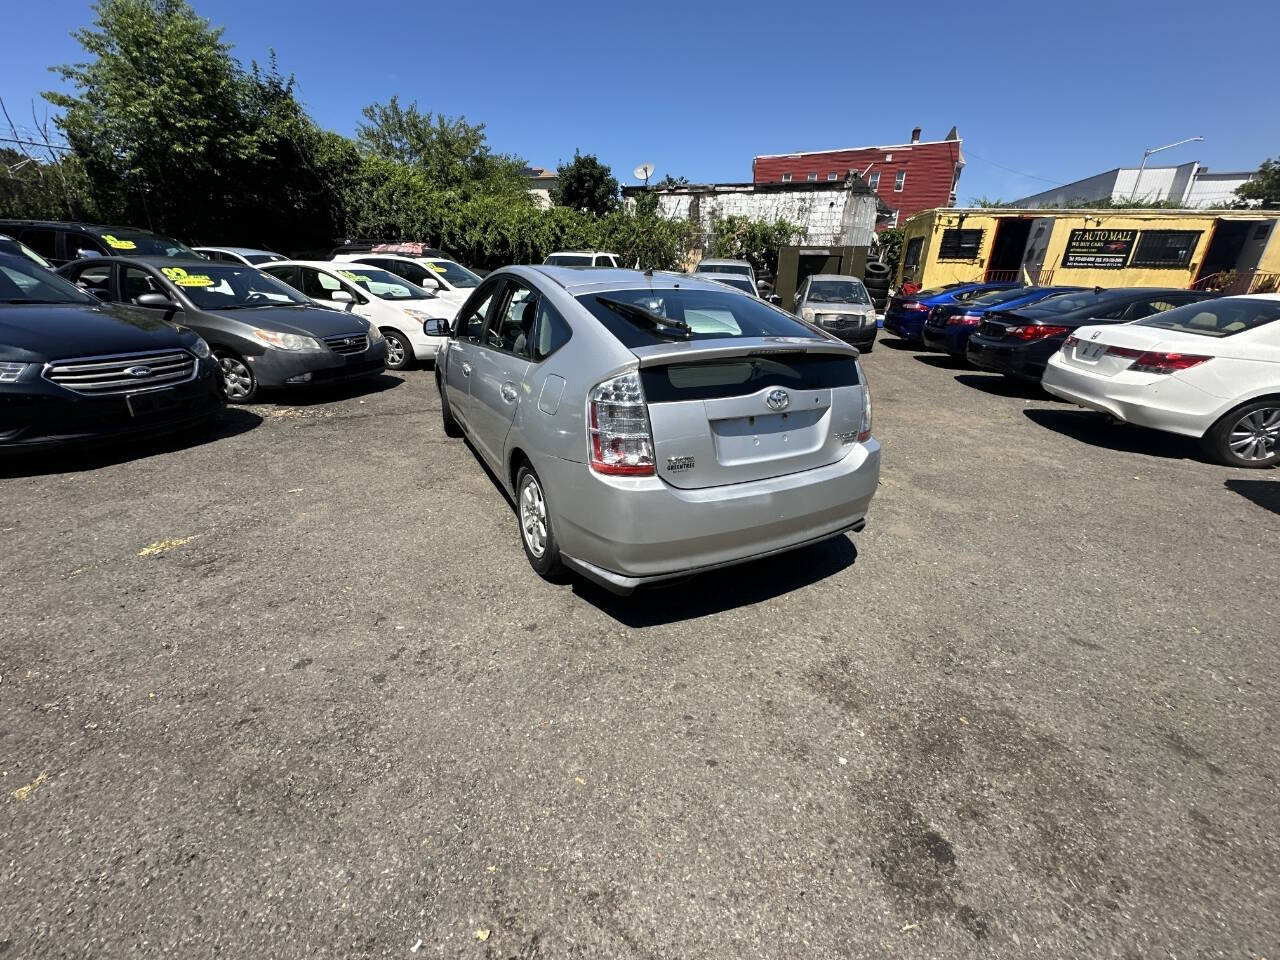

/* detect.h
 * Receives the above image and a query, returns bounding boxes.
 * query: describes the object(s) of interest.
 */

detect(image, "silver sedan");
[430,267,881,594]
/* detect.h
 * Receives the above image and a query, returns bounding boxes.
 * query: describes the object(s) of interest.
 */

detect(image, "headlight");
[189,337,211,359]
[801,307,815,321]
[364,320,384,342]
[0,361,33,383]
[251,328,323,351]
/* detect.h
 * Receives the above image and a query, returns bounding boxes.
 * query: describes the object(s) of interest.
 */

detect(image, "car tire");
[438,375,463,438]
[1201,399,1280,468]
[864,262,891,279]
[516,463,563,579]
[382,330,413,370]
[215,351,258,403]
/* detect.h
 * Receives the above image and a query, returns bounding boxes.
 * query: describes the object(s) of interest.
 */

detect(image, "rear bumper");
[538,440,881,594]
[922,324,974,355]
[883,312,927,341]
[1042,355,1216,438]
[966,336,1059,380]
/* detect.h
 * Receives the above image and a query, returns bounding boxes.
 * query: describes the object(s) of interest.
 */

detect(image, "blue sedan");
[921,286,1085,357]
[883,281,1020,344]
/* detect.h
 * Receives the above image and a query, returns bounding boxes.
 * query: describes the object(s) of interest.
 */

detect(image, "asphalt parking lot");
[3,342,1278,959]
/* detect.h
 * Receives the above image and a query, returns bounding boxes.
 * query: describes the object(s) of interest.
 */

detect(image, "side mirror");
[135,292,179,310]
[756,279,769,293]
[331,290,354,303]
[75,248,103,260]
[423,318,451,338]
[767,294,782,306]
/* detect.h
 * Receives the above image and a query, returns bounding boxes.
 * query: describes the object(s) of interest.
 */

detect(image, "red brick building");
[752,127,963,230]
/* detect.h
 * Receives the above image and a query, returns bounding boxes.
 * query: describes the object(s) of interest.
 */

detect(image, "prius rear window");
[641,354,860,403]
[578,287,822,348]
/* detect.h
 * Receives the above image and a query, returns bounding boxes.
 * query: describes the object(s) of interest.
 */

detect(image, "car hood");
[201,304,369,337]
[0,303,189,362]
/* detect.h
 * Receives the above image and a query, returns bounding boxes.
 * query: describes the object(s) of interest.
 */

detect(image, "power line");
[964,148,1058,184]
[0,136,71,152]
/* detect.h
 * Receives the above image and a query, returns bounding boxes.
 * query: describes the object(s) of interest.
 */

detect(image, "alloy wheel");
[1227,406,1280,462]
[218,355,254,401]
[519,475,547,558]
[385,334,405,367]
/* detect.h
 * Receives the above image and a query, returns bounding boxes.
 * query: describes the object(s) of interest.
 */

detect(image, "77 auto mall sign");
[1061,229,1137,269]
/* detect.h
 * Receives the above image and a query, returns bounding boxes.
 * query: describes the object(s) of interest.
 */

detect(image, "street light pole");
[1129,136,1205,202]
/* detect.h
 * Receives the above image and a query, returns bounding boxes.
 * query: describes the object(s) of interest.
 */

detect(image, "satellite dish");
[633,162,655,185]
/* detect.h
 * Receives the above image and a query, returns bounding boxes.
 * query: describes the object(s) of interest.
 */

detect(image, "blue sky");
[3,0,1277,204]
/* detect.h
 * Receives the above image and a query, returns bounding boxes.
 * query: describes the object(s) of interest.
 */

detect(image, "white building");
[1011,162,1255,209]
[521,166,558,210]
[622,175,886,250]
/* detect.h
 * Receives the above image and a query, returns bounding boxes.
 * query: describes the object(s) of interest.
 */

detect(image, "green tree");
[356,95,526,198]
[872,227,904,274]
[708,214,799,279]
[46,0,259,237]
[551,151,619,215]
[0,148,97,220]
[1236,157,1280,207]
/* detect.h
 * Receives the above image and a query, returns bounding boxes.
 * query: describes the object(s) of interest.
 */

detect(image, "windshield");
[578,286,823,347]
[0,255,99,304]
[697,263,752,277]
[425,259,481,288]
[707,276,756,294]
[0,236,53,269]
[1134,298,1280,338]
[336,266,431,300]
[547,254,593,267]
[94,229,195,257]
[970,286,1051,307]
[1018,291,1121,316]
[808,279,870,304]
[160,264,312,310]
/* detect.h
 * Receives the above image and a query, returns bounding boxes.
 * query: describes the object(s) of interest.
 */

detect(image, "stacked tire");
[863,261,891,313]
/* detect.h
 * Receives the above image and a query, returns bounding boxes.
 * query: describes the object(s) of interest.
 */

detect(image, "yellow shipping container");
[895,207,1280,296]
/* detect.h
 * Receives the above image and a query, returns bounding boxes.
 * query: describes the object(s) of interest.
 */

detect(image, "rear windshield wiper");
[595,296,691,340]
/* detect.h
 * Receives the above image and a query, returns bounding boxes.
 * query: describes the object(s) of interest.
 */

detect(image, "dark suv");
[0,220,197,267]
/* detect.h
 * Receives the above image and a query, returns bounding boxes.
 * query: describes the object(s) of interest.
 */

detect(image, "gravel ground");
[2,341,1277,959]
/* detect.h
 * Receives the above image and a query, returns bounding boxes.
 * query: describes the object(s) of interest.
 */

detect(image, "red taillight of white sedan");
[1064,336,1212,375]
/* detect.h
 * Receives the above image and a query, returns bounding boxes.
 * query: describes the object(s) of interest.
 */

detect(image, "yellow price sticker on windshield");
[162,266,213,287]
[339,270,370,285]
[427,263,446,273]
[102,234,137,250]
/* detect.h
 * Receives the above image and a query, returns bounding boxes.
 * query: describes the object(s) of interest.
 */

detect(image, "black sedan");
[965,287,1217,381]
[59,257,387,402]
[0,253,224,454]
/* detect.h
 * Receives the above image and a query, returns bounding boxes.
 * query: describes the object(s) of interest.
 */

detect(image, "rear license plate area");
[1075,342,1107,361]
[126,389,181,418]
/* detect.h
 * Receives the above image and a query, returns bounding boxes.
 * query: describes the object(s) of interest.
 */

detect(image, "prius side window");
[532,298,572,361]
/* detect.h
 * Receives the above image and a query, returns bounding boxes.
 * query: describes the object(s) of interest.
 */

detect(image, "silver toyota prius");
[430,266,880,594]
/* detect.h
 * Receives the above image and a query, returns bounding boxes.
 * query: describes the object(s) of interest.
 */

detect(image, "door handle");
[461,362,472,377]
[500,383,517,403]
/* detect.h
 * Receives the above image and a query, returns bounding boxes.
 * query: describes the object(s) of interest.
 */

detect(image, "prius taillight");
[587,372,655,476]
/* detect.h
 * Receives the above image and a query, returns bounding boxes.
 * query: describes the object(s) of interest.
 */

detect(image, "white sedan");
[1043,294,1280,467]
[261,260,453,369]
[332,253,482,318]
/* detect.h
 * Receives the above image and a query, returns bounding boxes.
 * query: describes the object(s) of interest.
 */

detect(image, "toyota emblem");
[123,365,152,378]
[765,388,791,411]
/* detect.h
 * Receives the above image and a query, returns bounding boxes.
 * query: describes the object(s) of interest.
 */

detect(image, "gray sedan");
[430,267,880,594]
[59,257,388,402]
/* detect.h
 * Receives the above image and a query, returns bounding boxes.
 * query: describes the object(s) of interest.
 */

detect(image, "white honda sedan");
[1043,294,1280,468]
[262,261,453,369]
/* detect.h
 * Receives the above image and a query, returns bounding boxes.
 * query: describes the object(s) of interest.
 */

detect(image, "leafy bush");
[708,215,799,279]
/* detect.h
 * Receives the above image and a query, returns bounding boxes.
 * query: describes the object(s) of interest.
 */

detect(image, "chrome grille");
[818,313,868,328]
[44,350,196,396]
[324,333,369,355]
